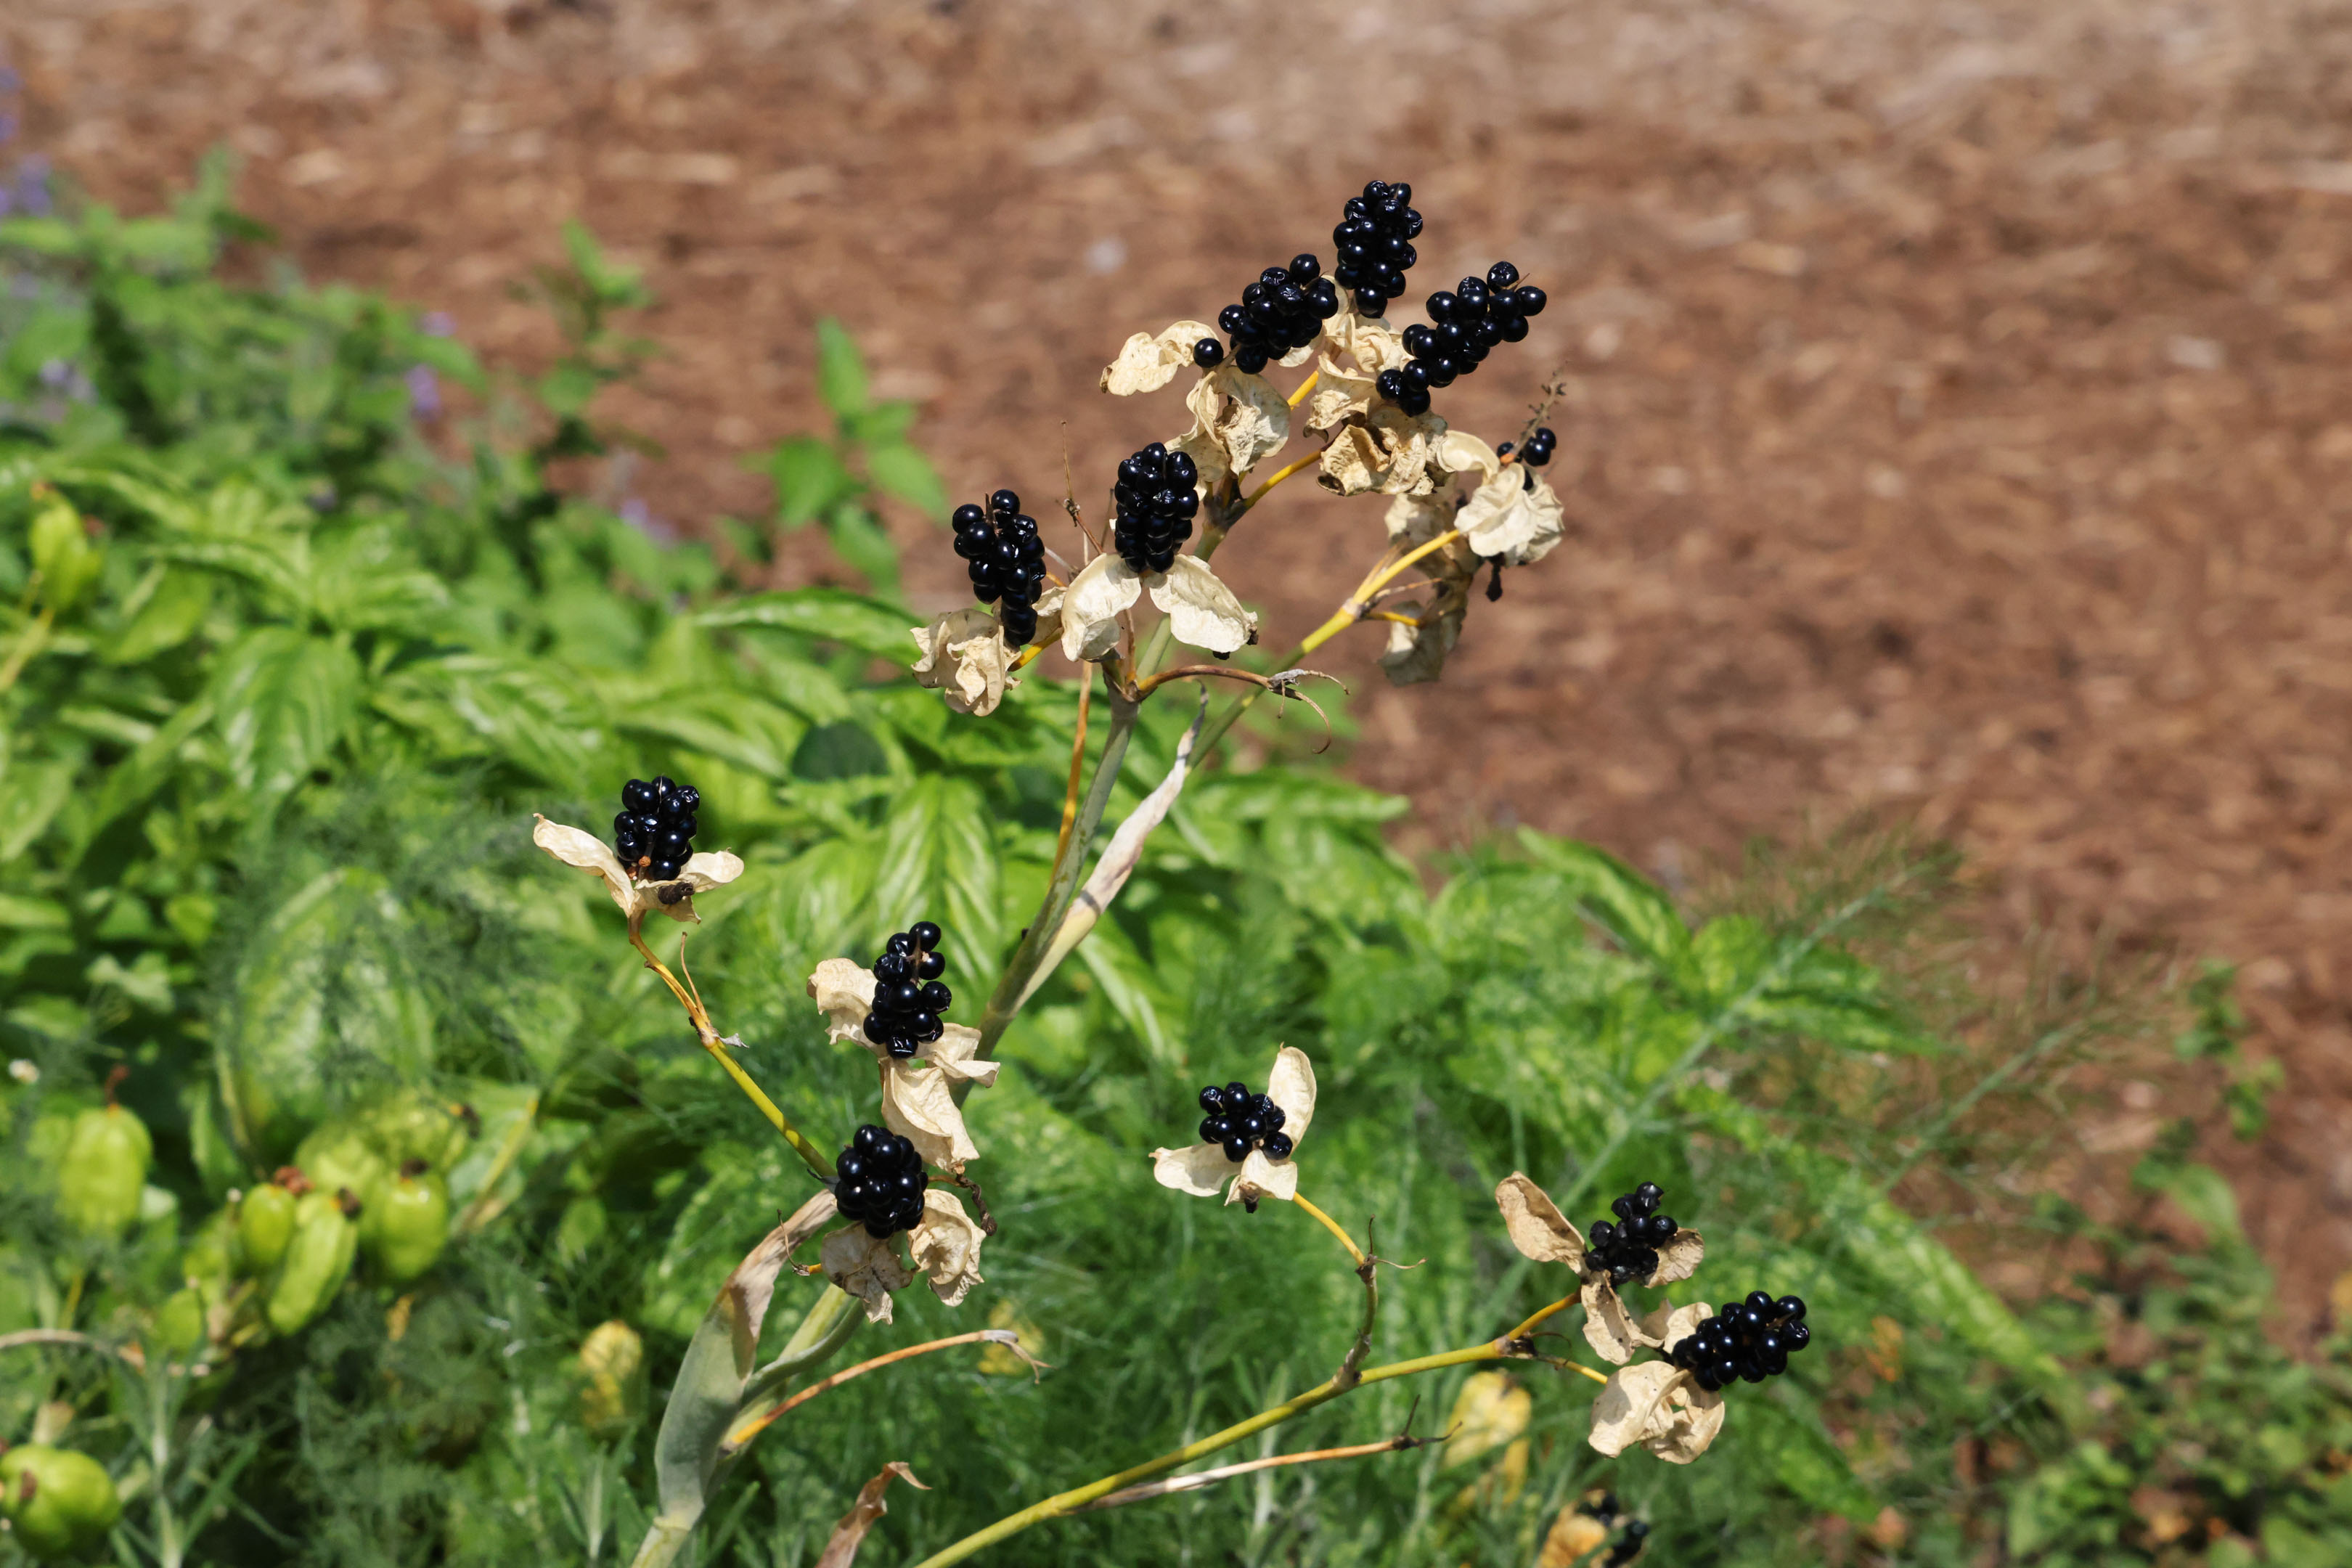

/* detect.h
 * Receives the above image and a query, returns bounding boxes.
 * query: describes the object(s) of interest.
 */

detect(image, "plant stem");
[1051,678,1093,868]
[1074,1432,1430,1513]
[729,1329,1021,1447]
[454,1093,541,1234]
[907,1338,1522,1568]
[974,685,1140,1058]
[1196,530,1465,755]
[1291,1193,1366,1267]
[0,605,55,695]
[628,928,833,1180]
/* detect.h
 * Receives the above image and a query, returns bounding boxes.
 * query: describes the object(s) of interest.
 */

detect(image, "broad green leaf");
[865,438,947,516]
[695,587,915,663]
[1514,829,1690,972]
[211,628,361,796]
[103,565,211,663]
[814,317,868,419]
[824,504,900,599]
[756,434,860,527]
[216,867,436,1163]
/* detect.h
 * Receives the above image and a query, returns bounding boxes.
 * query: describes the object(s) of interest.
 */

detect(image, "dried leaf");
[1147,555,1257,655]
[1101,321,1219,396]
[814,1462,930,1568]
[1058,553,1142,663]
[1494,1172,1586,1267]
[911,607,1017,716]
[1442,1371,1532,1468]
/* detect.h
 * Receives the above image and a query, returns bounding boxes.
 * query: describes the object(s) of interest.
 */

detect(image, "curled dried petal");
[912,607,1018,716]
[1580,1275,1641,1365]
[1231,1145,1298,1206]
[1494,1173,1586,1268]
[907,1188,986,1307]
[533,816,634,917]
[1101,320,1220,396]
[1152,1142,1234,1199]
[1647,1228,1705,1287]
[1588,1362,1724,1463]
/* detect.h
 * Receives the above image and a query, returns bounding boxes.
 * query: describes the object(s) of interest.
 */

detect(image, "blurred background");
[7,0,2348,1334]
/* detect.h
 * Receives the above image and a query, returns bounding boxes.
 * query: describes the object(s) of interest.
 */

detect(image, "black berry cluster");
[952,491,1048,648]
[1586,1181,1680,1286]
[611,776,701,881]
[1195,1080,1291,1163]
[833,1124,930,1238]
[1377,263,1548,417]
[1113,443,1200,574]
[1606,1522,1651,1567]
[1331,179,1423,319]
[1201,255,1340,375]
[1495,425,1558,468]
[1669,1290,1810,1392]
[865,920,950,1059]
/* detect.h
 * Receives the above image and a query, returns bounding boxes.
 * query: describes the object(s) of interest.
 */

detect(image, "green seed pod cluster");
[264,1187,362,1336]
[0,1444,122,1561]
[54,1070,152,1241]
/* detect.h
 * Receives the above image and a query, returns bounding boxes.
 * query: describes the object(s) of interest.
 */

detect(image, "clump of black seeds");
[833,1124,929,1238]
[1669,1289,1810,1392]
[1587,1180,1679,1286]
[1195,1080,1292,1163]
[1377,261,1547,417]
[1331,179,1422,319]
[1202,254,1339,375]
[952,491,1048,648]
[1495,425,1558,470]
[865,920,950,1059]
[1606,1521,1651,1567]
[1113,442,1200,574]
[612,775,701,881]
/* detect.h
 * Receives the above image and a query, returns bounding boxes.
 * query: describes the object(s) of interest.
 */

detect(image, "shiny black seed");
[1193,338,1224,367]
[1221,1135,1250,1161]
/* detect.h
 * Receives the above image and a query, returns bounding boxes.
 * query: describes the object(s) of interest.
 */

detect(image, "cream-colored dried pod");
[821,1227,914,1324]
[1147,555,1256,655]
[1588,1362,1724,1463]
[1101,320,1220,395]
[1580,1275,1643,1365]
[911,607,1017,716]
[1185,365,1291,475]
[807,958,878,1045]
[906,1188,987,1306]
[1058,554,1143,663]
[876,1024,997,1169]
[1377,601,1463,688]
[1493,1173,1588,1268]
[1456,468,1566,565]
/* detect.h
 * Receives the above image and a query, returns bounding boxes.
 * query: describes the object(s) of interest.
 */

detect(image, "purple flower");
[405,364,442,421]
[618,497,674,544]
[421,311,454,338]
[11,155,50,217]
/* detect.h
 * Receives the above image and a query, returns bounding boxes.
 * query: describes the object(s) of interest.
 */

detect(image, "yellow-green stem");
[908,1339,1516,1568]
[0,605,56,695]
[629,928,832,1180]
[1291,1193,1367,1267]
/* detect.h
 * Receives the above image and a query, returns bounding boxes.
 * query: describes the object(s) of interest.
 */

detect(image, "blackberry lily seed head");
[1155,1048,1317,1206]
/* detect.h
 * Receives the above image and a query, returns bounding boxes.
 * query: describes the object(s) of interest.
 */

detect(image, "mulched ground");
[10,0,2352,1327]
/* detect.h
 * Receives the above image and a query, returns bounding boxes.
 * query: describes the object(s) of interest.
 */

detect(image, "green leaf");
[104,565,212,664]
[1514,830,1691,972]
[814,317,868,420]
[647,1216,858,1549]
[695,587,914,662]
[865,439,947,516]
[755,435,861,528]
[825,504,901,599]
[210,628,362,796]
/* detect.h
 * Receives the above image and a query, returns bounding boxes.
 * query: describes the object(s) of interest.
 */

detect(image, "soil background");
[8,0,2352,1329]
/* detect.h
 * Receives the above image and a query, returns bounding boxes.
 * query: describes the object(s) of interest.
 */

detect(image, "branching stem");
[907,1337,1525,1568]
[1073,1430,1433,1514]
[627,926,832,1181]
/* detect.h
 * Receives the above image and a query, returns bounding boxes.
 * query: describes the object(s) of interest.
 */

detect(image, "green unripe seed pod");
[368,1161,450,1286]
[359,1092,473,1175]
[293,1123,390,1222]
[236,1172,306,1277]
[55,1071,153,1240]
[154,1287,207,1357]
[0,1444,123,1560]
[265,1188,362,1336]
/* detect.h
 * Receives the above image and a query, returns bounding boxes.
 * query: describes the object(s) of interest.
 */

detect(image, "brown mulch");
[9,0,2352,1327]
